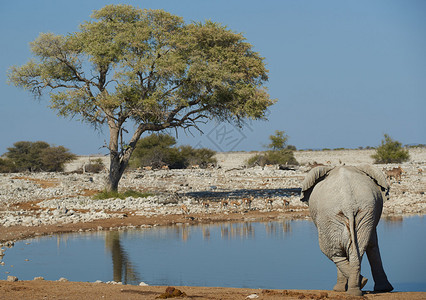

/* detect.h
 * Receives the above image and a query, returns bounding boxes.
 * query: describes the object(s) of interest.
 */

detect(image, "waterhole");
[1,216,425,291]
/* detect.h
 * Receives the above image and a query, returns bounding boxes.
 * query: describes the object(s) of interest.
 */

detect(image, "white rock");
[34,276,45,280]
[7,276,18,282]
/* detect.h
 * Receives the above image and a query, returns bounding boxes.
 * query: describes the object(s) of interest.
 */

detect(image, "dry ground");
[1,280,424,300]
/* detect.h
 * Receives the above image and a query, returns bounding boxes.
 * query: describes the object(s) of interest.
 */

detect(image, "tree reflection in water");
[105,231,141,284]
[102,221,293,284]
[264,220,292,237]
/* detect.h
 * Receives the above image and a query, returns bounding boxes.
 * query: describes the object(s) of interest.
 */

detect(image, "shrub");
[178,145,217,168]
[130,134,180,169]
[40,146,76,172]
[371,134,410,164]
[130,134,216,169]
[84,158,105,173]
[0,157,15,173]
[247,150,298,167]
[247,153,268,167]
[3,141,76,172]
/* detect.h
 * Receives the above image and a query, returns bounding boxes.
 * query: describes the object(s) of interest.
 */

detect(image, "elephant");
[300,165,394,296]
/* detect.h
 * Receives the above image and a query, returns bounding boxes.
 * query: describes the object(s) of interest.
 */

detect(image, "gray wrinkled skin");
[301,165,393,296]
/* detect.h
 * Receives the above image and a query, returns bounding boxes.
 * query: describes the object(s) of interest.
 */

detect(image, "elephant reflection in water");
[105,231,141,284]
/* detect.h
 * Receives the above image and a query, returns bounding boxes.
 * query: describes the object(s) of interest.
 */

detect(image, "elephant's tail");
[348,214,361,262]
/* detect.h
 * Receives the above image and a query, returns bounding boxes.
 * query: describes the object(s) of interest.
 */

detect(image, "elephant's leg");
[366,229,394,292]
[332,256,366,296]
[333,267,347,292]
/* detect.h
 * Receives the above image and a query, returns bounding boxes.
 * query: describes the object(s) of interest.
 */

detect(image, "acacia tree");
[266,130,288,151]
[8,4,275,191]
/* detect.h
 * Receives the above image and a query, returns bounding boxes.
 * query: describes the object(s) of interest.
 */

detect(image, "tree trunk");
[106,153,123,192]
[106,119,122,192]
[106,144,137,192]
[105,119,145,192]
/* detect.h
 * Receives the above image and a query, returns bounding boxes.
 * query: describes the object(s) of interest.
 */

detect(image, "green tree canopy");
[266,130,288,151]
[371,134,410,164]
[8,4,275,190]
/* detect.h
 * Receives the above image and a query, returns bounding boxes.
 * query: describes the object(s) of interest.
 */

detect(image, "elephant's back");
[309,166,382,213]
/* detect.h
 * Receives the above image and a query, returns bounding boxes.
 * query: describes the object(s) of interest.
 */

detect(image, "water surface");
[1,216,425,292]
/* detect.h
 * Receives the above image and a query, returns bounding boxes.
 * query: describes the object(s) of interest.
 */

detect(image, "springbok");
[220,199,229,209]
[283,199,290,208]
[242,196,253,209]
[229,200,241,209]
[203,201,210,213]
[265,198,273,210]
[181,204,189,215]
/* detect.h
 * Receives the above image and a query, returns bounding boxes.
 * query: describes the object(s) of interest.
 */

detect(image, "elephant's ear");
[356,164,390,200]
[300,166,334,202]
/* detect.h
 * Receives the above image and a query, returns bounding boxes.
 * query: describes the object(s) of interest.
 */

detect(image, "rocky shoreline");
[1,149,424,232]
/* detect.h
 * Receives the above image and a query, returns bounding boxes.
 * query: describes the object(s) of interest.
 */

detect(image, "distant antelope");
[265,198,273,210]
[418,168,423,175]
[283,199,290,208]
[386,166,403,182]
[181,204,189,215]
[203,201,210,213]
[220,199,229,209]
[229,200,241,209]
[242,196,253,209]
[161,165,169,170]
[143,166,153,171]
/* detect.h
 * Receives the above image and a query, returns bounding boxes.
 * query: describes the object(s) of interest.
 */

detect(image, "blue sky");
[1,0,425,155]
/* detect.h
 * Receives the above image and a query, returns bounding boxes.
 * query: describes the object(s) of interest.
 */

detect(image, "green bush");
[0,157,15,173]
[2,141,76,172]
[247,150,298,167]
[40,146,76,172]
[371,134,410,164]
[129,133,216,169]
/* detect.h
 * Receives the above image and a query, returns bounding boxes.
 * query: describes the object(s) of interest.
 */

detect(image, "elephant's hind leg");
[366,229,394,292]
[333,268,347,292]
[332,256,366,296]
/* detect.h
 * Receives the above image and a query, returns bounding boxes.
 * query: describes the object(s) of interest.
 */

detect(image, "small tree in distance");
[3,141,76,172]
[247,130,298,167]
[371,134,410,164]
[8,4,275,191]
[266,130,288,151]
